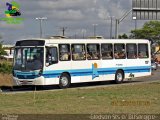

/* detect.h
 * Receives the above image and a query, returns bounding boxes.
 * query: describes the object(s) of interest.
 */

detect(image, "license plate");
[21,81,28,84]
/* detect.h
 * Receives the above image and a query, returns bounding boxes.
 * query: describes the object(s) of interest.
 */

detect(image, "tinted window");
[87,44,100,60]
[126,44,137,59]
[59,44,70,61]
[14,47,44,71]
[16,40,45,46]
[101,44,113,59]
[114,44,126,59]
[138,44,149,58]
[72,44,86,60]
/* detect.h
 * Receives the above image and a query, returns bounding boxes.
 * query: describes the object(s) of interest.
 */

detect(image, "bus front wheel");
[115,70,124,84]
[59,73,71,89]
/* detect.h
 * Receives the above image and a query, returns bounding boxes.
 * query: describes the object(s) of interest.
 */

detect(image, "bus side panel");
[125,59,151,79]
[43,61,72,85]
[100,59,127,80]
[44,78,59,85]
[71,60,101,83]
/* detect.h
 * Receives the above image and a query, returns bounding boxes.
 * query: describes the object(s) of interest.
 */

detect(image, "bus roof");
[16,38,150,46]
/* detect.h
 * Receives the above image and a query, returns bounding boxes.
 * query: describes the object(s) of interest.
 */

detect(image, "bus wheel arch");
[59,72,71,89]
[115,69,124,84]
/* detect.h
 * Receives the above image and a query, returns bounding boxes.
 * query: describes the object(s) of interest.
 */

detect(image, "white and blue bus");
[12,38,151,88]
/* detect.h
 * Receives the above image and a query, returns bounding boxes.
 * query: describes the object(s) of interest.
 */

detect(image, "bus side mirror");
[46,63,50,66]
[51,57,58,64]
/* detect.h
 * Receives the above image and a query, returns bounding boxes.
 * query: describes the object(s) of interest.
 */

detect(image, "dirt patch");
[0,73,13,86]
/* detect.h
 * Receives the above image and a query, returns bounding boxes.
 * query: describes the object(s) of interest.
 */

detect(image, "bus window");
[87,44,100,60]
[101,44,113,59]
[71,44,86,60]
[59,44,70,61]
[114,44,126,59]
[126,44,137,59]
[46,47,58,66]
[138,44,149,58]
[14,47,43,71]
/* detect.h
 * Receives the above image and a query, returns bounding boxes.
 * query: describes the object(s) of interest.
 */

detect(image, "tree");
[131,21,160,40]
[118,33,128,39]
[0,41,6,56]
[130,21,160,54]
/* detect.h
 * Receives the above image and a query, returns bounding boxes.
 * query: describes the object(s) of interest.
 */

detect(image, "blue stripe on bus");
[15,71,39,75]
[14,66,151,79]
[42,66,151,78]
[14,71,40,79]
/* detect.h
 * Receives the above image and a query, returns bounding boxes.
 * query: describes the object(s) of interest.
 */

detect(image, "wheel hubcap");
[117,73,123,81]
[60,77,68,86]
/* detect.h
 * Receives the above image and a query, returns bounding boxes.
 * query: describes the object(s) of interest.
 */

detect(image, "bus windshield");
[13,47,44,71]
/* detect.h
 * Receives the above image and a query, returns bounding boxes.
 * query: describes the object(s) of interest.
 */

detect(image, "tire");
[59,73,71,89]
[115,70,124,84]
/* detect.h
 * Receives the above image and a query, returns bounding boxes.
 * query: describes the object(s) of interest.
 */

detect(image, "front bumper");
[12,76,45,86]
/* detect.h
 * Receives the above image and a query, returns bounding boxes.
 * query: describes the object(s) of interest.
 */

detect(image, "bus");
[12,38,151,88]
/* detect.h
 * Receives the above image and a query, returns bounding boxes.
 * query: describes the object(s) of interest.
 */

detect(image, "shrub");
[0,43,6,56]
[0,62,12,74]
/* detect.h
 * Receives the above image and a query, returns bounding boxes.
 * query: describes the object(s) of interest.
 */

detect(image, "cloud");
[22,0,95,21]
[24,9,84,21]
[38,0,94,10]
[19,0,132,22]
[0,0,144,44]
[51,9,84,20]
[97,7,110,19]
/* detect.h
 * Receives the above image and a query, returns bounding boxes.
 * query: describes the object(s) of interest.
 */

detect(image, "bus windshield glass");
[13,47,44,71]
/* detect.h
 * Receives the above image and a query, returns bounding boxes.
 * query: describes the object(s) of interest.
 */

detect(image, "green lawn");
[0,81,160,114]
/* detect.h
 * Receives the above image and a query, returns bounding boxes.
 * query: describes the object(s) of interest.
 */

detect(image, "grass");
[0,81,160,114]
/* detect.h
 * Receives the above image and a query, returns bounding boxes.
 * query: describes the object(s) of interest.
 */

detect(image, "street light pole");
[133,17,137,30]
[39,20,42,38]
[36,17,47,38]
[93,24,98,37]
[82,29,86,39]
[115,19,119,39]
[133,17,137,38]
[115,9,132,39]
[110,17,113,39]
[109,16,114,39]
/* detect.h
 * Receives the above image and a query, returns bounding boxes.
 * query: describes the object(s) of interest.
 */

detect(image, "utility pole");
[36,17,47,38]
[60,27,67,36]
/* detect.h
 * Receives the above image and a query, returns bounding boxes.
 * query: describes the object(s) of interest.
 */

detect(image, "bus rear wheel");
[115,70,124,84]
[59,73,71,89]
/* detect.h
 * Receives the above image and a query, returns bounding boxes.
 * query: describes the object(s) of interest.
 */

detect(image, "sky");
[0,0,146,45]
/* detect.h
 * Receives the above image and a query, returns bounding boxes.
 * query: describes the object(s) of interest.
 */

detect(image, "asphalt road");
[1,68,160,93]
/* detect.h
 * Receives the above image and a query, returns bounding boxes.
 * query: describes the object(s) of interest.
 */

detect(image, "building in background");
[1,45,14,60]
